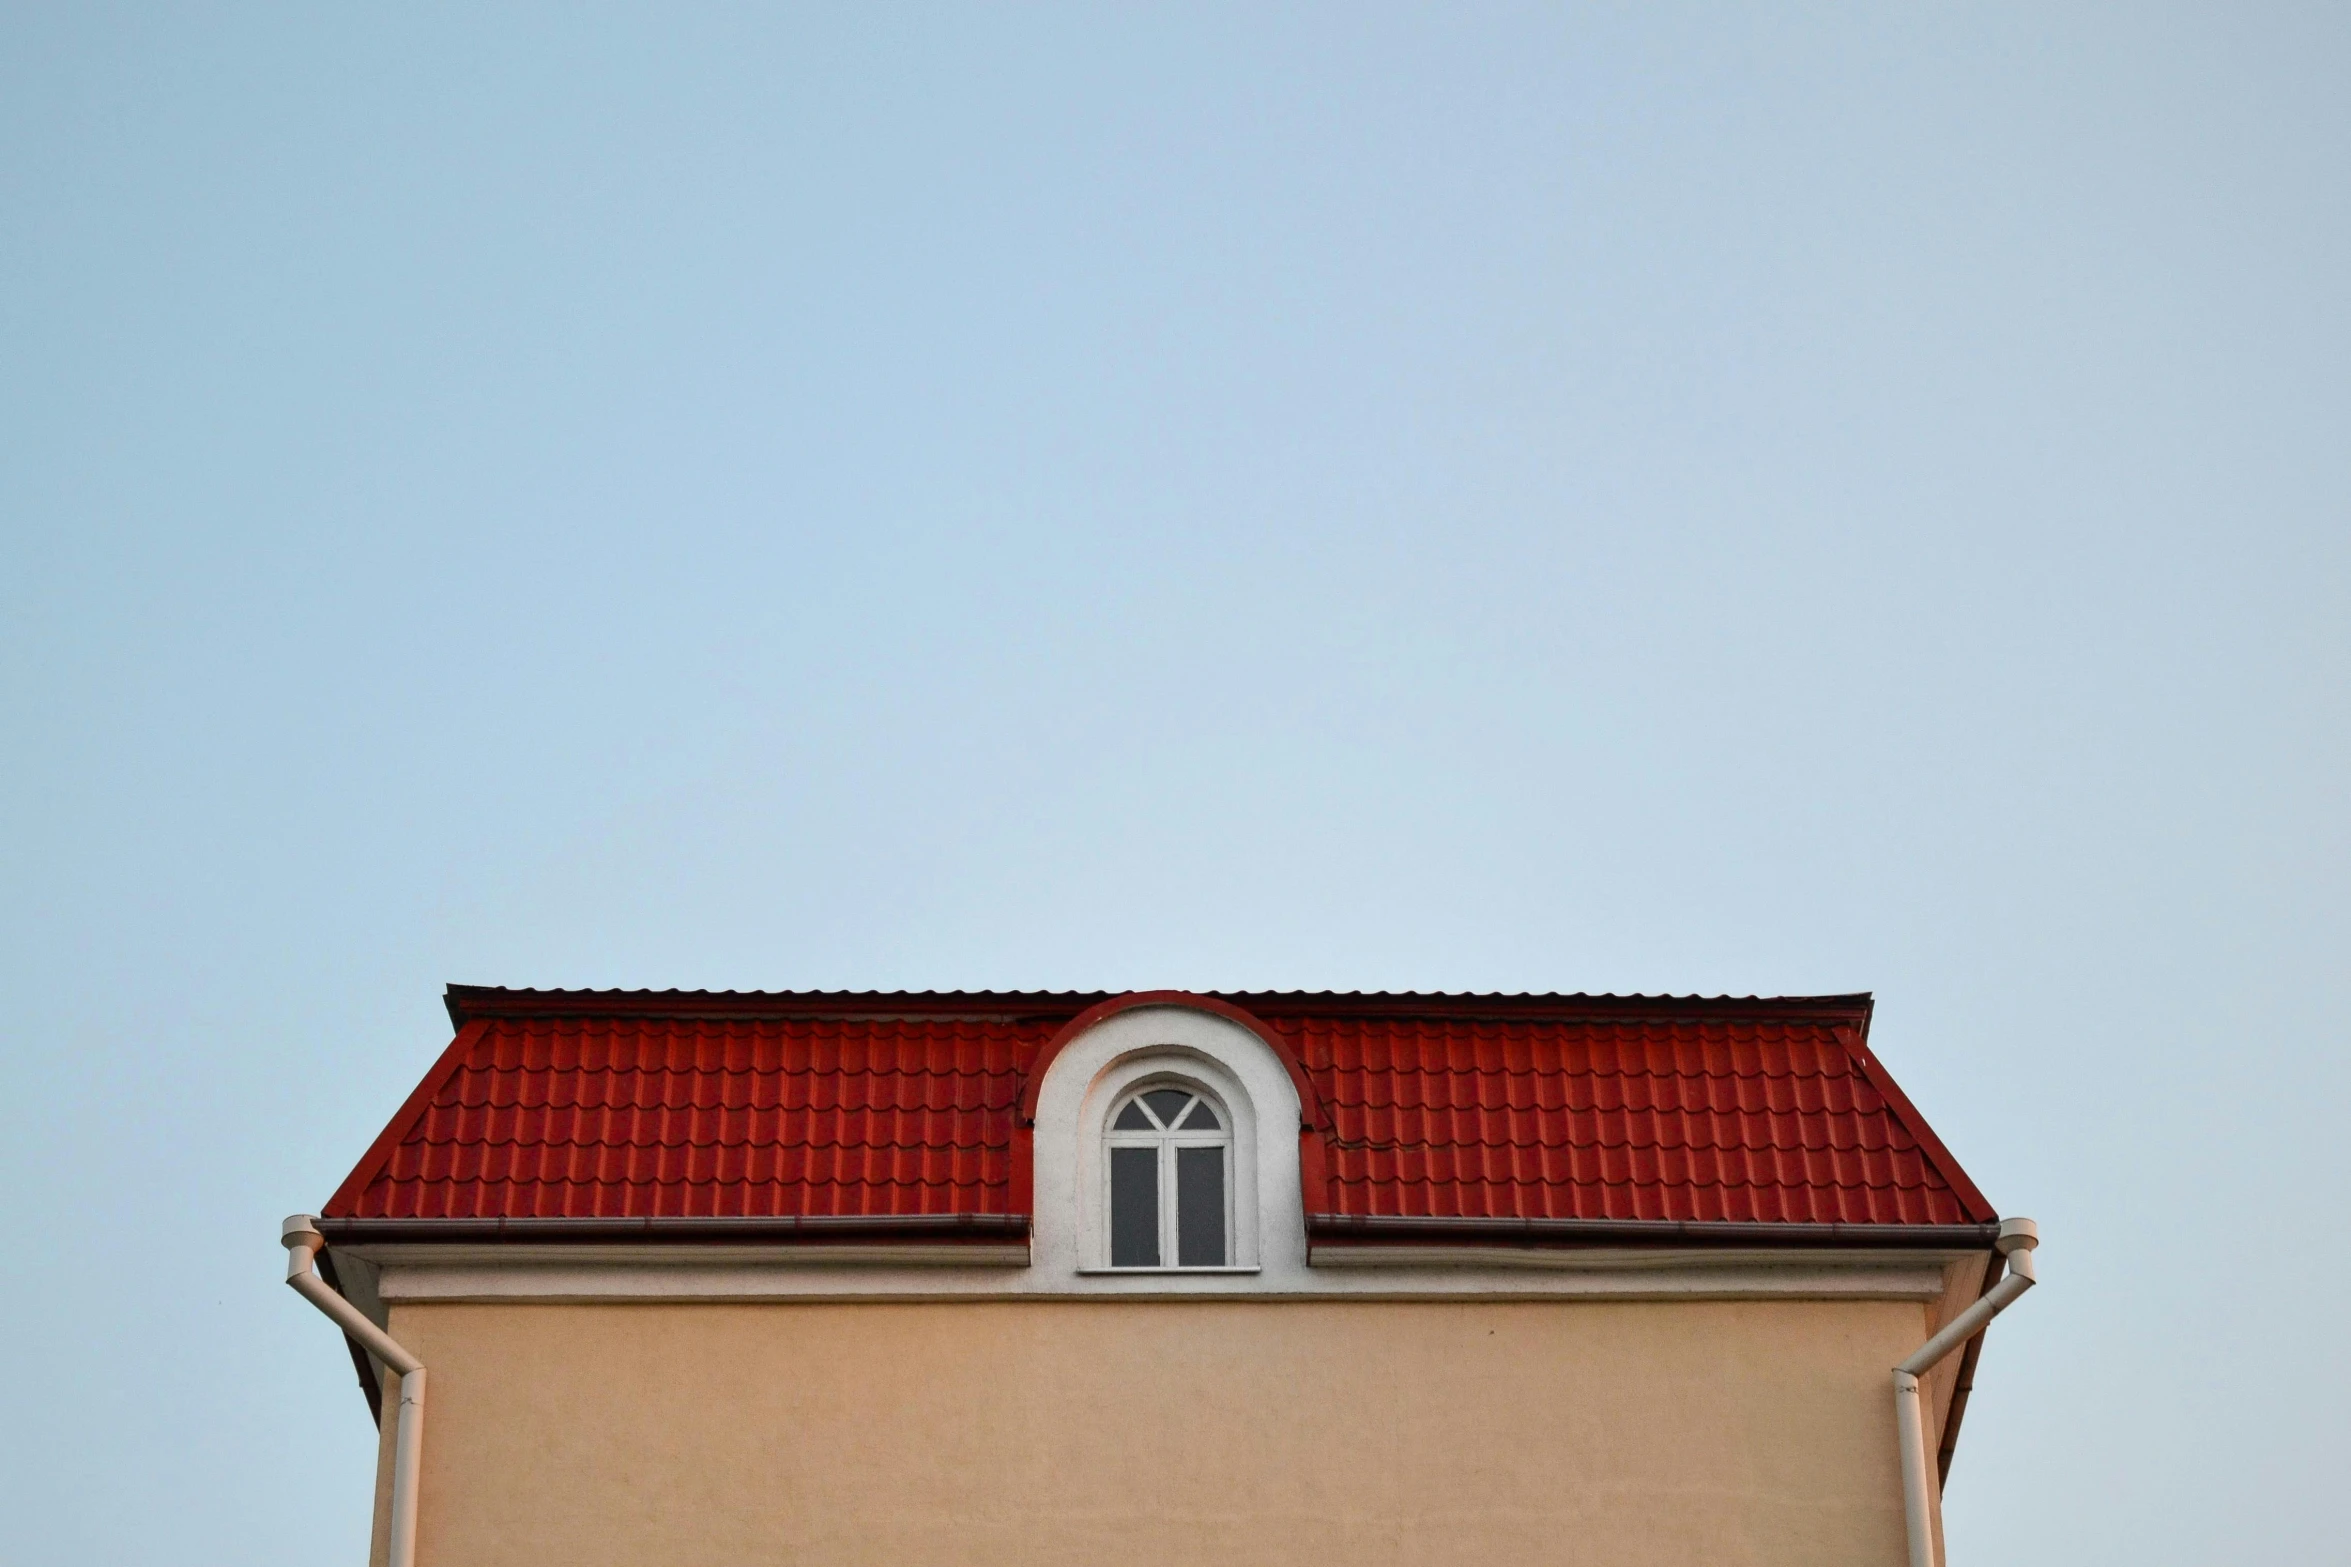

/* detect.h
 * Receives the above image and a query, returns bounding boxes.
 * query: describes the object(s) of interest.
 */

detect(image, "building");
[282,986,2040,1567]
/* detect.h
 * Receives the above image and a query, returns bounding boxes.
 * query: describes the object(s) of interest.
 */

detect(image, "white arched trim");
[1033,1003,1307,1290]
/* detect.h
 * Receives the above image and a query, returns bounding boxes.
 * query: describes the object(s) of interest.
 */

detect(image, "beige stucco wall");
[368,1296,1936,1567]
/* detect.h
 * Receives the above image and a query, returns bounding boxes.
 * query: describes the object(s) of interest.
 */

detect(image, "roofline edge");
[1305,1215,2002,1250]
[315,1215,1034,1244]
[441,983,1879,1027]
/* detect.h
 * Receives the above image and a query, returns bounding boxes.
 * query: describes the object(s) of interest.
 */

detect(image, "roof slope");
[325,1012,1050,1221]
[1267,1009,1986,1225]
[323,988,1994,1229]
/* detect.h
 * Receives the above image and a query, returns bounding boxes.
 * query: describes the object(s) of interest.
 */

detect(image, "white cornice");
[352,1243,1968,1305]
[339,1242,1032,1270]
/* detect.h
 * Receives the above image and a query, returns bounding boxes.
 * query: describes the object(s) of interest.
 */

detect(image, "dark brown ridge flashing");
[442,986,1109,1029]
[1306,1214,1999,1250]
[315,1214,1032,1244]
[1238,991,1873,1025]
[443,984,1875,1030]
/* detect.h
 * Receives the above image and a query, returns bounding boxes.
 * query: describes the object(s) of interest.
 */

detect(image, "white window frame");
[1102,1079,1234,1270]
[1069,1041,1264,1275]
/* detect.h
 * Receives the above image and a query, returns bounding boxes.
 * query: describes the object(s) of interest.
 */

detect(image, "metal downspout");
[1893,1216,2039,1567]
[282,1215,426,1567]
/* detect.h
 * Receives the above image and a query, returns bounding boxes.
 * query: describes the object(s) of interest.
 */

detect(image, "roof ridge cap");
[443,983,1876,1027]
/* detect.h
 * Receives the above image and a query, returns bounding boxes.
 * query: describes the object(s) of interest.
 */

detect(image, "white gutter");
[1894,1216,2038,1567]
[283,1214,426,1567]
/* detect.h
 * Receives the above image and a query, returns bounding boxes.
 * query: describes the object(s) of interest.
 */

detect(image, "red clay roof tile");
[321,988,1996,1231]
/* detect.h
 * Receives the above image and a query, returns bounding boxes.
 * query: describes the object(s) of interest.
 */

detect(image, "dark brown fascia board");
[312,1248,384,1424]
[315,1214,1032,1244]
[1935,1246,2010,1484]
[1306,1214,1996,1250]
[443,984,1875,1030]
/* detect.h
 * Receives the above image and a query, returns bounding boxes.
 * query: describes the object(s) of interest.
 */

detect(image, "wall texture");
[367,1296,1932,1567]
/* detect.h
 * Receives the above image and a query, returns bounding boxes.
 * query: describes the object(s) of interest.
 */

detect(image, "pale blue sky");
[3,6,2345,1562]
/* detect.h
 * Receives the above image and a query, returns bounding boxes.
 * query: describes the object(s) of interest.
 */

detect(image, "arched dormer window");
[1105,1082,1231,1268]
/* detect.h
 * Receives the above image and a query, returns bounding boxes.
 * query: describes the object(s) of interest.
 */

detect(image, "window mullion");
[1159,1139,1177,1268]
[1225,1139,1235,1266]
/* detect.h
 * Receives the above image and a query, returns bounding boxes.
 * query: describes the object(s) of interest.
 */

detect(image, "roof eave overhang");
[1304,1214,1999,1250]
[314,1214,1033,1245]
[317,1212,1988,1253]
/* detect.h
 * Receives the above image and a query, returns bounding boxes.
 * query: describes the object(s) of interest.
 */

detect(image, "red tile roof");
[321,988,1995,1234]
[1269,1009,1988,1226]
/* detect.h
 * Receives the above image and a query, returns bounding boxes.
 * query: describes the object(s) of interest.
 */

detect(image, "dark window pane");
[1178,1099,1221,1130]
[1112,1100,1152,1131]
[1143,1089,1191,1128]
[1176,1146,1226,1267]
[1110,1147,1160,1267]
